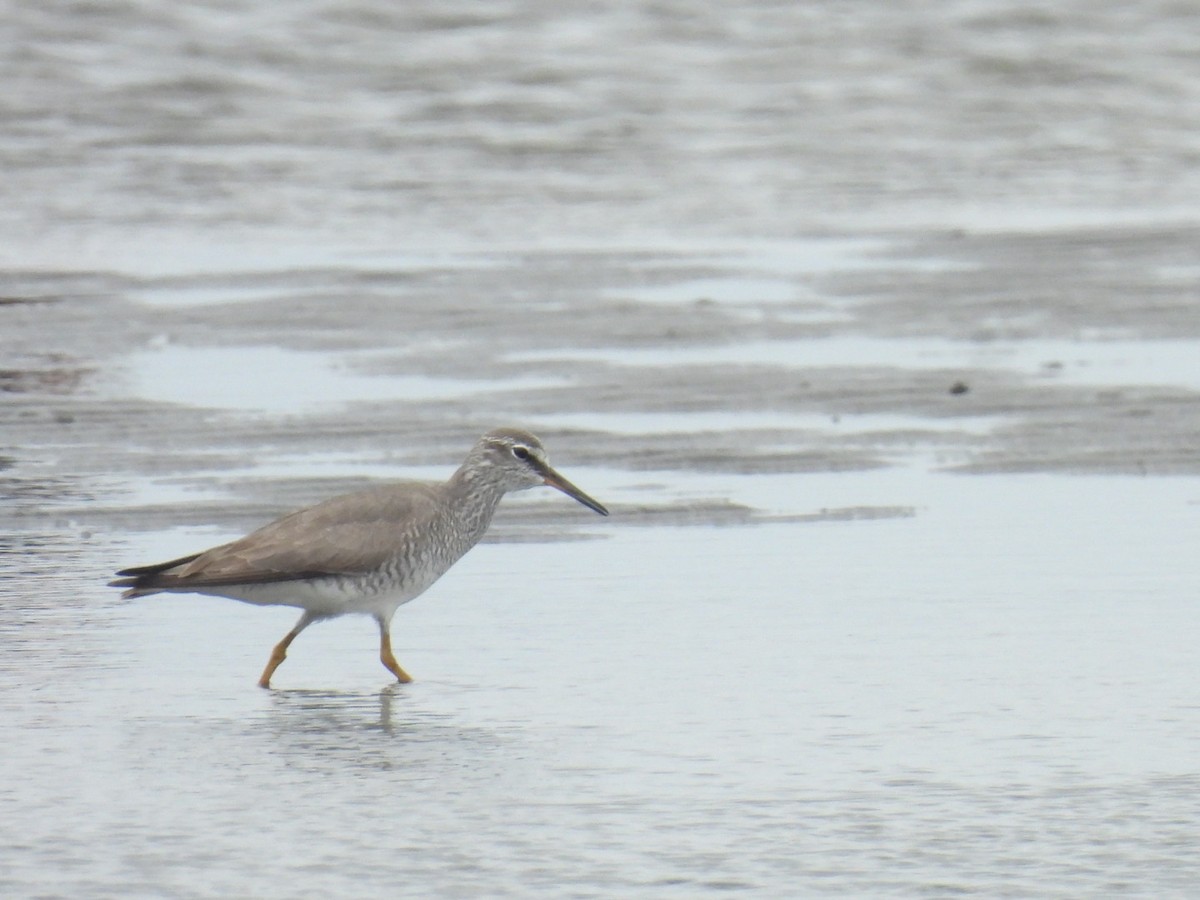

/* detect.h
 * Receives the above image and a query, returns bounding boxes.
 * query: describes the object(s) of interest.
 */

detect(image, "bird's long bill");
[540,463,609,516]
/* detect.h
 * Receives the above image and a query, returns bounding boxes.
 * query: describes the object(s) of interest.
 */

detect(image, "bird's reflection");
[265,684,418,737]
[260,684,509,775]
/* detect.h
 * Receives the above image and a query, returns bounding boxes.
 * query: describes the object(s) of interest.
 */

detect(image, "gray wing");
[114,483,442,593]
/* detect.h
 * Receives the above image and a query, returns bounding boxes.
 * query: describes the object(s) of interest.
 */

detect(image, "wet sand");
[4,225,1199,541]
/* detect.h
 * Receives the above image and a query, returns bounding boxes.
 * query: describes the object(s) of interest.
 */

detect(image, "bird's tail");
[109,552,203,599]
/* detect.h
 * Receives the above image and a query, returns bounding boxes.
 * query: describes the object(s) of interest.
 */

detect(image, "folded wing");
[110,484,441,598]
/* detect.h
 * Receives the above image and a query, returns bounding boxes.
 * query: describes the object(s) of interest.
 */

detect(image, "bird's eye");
[511,445,531,461]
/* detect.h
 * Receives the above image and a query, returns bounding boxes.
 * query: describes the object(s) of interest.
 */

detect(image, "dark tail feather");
[114,552,203,578]
[109,552,203,598]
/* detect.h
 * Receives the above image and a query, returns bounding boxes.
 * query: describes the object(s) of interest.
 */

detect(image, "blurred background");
[3,0,1198,262]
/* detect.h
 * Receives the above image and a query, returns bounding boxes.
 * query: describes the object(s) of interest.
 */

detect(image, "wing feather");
[111,483,442,596]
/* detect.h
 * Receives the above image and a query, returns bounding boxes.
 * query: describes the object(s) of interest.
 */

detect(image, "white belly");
[168,567,442,619]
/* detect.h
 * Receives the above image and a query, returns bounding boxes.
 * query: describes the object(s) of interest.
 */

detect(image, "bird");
[110,427,609,688]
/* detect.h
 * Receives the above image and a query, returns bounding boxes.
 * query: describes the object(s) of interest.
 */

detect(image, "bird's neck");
[445,464,506,542]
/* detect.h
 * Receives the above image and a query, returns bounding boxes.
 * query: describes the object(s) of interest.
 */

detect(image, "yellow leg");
[258,613,314,689]
[377,617,413,683]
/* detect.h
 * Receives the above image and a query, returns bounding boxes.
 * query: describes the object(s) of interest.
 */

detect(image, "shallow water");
[4,474,1200,897]
[3,0,1200,896]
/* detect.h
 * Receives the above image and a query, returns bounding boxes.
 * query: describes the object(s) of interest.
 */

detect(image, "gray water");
[3,1,1200,897]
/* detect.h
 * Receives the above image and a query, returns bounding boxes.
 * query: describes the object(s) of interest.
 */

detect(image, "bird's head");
[472,427,609,516]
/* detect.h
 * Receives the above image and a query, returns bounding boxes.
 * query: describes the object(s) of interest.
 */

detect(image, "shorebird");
[111,427,608,688]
